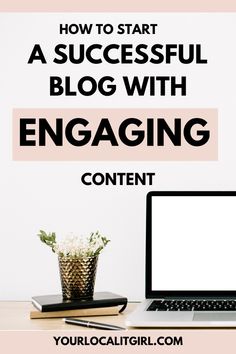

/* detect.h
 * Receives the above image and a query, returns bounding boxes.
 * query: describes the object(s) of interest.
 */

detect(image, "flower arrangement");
[37,230,110,258]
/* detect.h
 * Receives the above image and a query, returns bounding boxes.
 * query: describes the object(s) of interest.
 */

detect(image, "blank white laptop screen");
[151,196,236,291]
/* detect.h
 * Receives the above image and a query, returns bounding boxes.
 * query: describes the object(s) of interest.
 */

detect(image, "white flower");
[54,231,109,257]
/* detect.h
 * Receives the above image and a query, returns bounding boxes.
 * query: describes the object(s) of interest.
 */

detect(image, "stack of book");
[30,292,127,319]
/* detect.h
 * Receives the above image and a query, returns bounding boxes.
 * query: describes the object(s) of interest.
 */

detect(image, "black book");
[32,292,127,313]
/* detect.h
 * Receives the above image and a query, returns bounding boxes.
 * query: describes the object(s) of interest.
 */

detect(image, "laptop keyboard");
[147,300,236,311]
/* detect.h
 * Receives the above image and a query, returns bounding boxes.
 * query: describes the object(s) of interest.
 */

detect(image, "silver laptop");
[126,191,236,327]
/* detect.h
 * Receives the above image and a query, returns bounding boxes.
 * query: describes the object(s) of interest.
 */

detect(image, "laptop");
[126,191,236,327]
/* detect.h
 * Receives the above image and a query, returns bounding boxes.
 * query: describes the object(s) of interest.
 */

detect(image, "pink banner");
[0,0,236,12]
[12,108,217,161]
[0,330,236,354]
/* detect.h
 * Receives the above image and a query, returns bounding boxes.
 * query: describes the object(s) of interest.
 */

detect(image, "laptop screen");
[149,192,236,292]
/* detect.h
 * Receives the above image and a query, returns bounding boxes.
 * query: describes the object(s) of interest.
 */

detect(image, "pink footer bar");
[0,330,235,354]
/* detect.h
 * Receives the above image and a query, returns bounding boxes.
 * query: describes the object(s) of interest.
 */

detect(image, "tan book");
[30,305,120,319]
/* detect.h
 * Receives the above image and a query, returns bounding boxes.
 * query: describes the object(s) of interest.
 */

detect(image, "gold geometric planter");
[58,255,98,300]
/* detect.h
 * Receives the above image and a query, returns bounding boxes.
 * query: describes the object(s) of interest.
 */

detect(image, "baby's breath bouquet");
[37,230,110,258]
[37,230,110,299]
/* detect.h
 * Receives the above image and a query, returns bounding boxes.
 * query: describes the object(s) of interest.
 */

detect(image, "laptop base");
[126,300,236,328]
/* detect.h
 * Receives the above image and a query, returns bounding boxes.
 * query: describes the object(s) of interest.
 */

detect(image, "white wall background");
[0,13,236,300]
